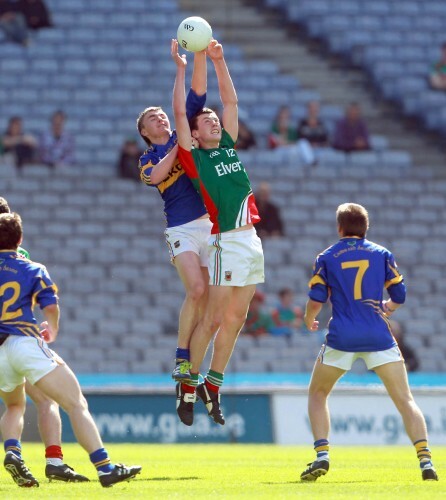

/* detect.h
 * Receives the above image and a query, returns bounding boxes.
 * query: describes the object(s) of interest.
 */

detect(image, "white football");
[177,16,212,52]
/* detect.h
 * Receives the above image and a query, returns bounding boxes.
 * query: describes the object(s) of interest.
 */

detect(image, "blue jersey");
[139,90,207,228]
[308,237,406,352]
[0,251,58,338]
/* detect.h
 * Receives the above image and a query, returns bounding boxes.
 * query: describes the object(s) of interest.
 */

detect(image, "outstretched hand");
[206,39,224,60]
[171,39,187,67]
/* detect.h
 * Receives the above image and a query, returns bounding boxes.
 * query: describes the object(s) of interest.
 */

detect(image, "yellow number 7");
[341,260,370,300]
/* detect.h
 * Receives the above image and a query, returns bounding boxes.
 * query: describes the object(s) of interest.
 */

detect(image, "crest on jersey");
[224,271,232,282]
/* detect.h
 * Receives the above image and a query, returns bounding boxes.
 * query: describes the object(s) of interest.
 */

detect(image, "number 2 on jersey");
[0,281,22,321]
[341,260,369,300]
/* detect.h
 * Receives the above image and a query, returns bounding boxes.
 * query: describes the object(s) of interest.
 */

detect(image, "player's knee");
[35,398,58,415]
[187,280,206,302]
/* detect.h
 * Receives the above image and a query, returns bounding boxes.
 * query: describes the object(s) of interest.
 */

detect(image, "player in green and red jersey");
[0,197,88,483]
[171,39,264,426]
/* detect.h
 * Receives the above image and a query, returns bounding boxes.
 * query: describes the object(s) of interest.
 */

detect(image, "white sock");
[46,458,64,466]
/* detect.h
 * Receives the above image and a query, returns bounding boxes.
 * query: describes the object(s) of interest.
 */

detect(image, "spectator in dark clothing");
[332,102,370,153]
[2,116,37,168]
[236,118,256,150]
[297,101,329,147]
[255,182,284,239]
[0,0,51,45]
[0,0,29,45]
[118,138,144,181]
[390,320,419,372]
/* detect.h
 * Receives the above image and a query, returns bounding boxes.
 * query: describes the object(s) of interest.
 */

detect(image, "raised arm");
[207,40,238,142]
[191,49,207,97]
[171,39,193,151]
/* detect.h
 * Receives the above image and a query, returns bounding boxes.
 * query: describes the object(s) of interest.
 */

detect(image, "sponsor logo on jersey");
[209,151,220,158]
[215,161,242,176]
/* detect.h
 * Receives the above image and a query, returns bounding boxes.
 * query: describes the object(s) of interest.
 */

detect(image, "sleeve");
[385,252,406,304]
[139,151,159,187]
[186,88,206,120]
[308,255,329,303]
[33,266,58,309]
[178,146,199,179]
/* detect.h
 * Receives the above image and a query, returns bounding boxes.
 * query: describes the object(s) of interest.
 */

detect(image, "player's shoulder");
[316,241,339,259]
[363,238,392,256]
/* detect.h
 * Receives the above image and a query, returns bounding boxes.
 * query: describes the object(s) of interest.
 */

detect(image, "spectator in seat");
[243,290,273,337]
[270,287,304,337]
[268,105,297,149]
[39,110,75,168]
[2,116,37,169]
[236,118,256,150]
[254,182,284,239]
[390,320,419,372]
[297,101,329,147]
[429,42,446,91]
[332,102,370,153]
[117,138,144,181]
[0,0,29,45]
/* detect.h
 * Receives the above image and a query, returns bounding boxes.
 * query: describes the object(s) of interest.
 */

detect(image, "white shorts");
[208,227,265,286]
[318,344,403,371]
[165,217,212,267]
[0,335,64,392]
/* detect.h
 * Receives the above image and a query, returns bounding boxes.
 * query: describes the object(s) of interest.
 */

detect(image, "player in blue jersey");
[0,197,88,483]
[300,203,438,482]
[0,213,142,487]
[136,51,213,401]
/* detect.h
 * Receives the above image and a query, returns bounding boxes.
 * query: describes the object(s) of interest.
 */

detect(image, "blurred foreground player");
[0,213,141,487]
[301,203,437,482]
[0,196,87,482]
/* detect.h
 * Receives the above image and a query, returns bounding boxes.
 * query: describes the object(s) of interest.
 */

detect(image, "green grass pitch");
[0,444,444,498]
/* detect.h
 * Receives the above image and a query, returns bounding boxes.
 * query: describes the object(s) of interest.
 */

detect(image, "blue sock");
[314,439,329,461]
[90,448,114,473]
[176,348,190,361]
[4,439,21,458]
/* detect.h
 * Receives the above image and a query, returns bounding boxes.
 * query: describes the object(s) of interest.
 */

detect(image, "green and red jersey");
[178,129,260,234]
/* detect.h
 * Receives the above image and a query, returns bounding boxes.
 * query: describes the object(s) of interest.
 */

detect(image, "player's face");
[142,110,171,142]
[195,112,221,146]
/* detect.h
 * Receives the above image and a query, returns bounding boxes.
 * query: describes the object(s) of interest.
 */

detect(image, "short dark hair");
[0,213,22,250]
[189,108,214,131]
[279,287,293,298]
[0,197,11,215]
[336,203,369,238]
[136,106,162,147]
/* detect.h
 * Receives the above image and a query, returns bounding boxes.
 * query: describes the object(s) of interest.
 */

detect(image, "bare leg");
[175,252,208,349]
[374,361,428,442]
[210,285,256,373]
[0,384,26,441]
[308,361,345,440]
[35,365,103,454]
[25,380,61,448]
